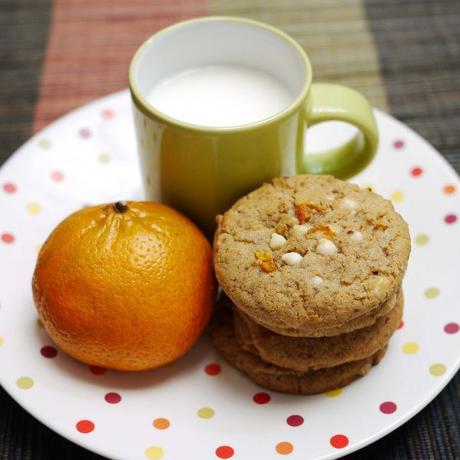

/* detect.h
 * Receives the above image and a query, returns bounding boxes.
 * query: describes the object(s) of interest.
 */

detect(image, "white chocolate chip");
[340,198,358,210]
[316,238,337,256]
[281,252,303,266]
[351,231,363,241]
[269,233,287,250]
[312,275,323,285]
[326,195,335,201]
[292,224,312,237]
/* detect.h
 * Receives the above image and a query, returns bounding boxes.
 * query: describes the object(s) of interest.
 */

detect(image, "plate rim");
[0,89,459,460]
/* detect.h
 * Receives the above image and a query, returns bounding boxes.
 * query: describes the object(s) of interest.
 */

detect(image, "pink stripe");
[34,0,207,132]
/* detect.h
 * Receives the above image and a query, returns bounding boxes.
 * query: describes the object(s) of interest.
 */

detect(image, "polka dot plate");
[0,90,459,460]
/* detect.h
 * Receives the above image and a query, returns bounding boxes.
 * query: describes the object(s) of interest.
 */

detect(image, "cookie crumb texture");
[214,175,411,333]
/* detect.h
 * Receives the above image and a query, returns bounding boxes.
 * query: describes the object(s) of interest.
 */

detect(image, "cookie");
[211,307,387,395]
[233,289,402,372]
[244,286,399,337]
[214,174,410,335]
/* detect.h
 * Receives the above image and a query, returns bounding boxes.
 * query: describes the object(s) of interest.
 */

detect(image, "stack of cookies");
[212,175,410,395]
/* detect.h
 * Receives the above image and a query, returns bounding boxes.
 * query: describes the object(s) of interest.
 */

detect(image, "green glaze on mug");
[304,83,378,178]
[130,17,378,236]
[132,104,304,236]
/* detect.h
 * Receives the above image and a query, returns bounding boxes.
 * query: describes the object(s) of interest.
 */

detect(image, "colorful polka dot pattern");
[1,100,459,460]
[26,202,42,214]
[276,442,294,455]
[205,363,221,376]
[330,434,349,449]
[415,234,429,245]
[40,346,57,358]
[379,401,397,414]
[16,377,34,389]
[444,323,459,334]
[425,288,440,299]
[403,342,420,354]
[215,446,234,459]
[153,418,170,429]
[145,446,164,460]
[253,392,271,404]
[324,388,343,398]
[76,420,94,434]
[391,190,404,203]
[1,233,14,244]
[444,214,457,224]
[429,364,446,376]
[105,392,121,404]
[286,415,304,427]
[50,170,64,182]
[393,139,404,149]
[197,407,215,419]
[79,128,92,139]
[98,153,111,164]
[410,166,423,177]
[101,108,114,119]
[3,182,17,193]
[443,184,456,194]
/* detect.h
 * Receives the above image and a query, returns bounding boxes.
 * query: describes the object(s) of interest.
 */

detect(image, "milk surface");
[147,64,293,127]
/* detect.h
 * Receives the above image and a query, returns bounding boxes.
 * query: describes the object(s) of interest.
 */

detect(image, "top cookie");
[214,175,410,334]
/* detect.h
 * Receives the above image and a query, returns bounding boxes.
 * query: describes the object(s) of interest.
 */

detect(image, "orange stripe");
[33,0,207,132]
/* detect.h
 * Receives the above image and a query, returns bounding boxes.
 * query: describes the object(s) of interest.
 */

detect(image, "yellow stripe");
[208,0,388,110]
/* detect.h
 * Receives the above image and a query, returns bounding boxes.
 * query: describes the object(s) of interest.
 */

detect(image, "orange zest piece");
[366,218,388,230]
[307,225,336,238]
[374,221,389,230]
[295,203,311,223]
[255,251,277,273]
[295,202,326,223]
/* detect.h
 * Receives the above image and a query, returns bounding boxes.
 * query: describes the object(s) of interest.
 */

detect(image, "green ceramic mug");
[129,16,378,236]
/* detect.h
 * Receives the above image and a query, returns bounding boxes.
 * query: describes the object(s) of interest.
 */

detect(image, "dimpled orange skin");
[32,201,215,371]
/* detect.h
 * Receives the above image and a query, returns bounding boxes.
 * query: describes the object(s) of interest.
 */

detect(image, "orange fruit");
[32,201,214,371]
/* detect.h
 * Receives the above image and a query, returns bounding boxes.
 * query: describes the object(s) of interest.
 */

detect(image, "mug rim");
[129,16,312,133]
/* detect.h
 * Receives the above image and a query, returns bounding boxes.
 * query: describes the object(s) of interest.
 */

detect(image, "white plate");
[0,90,459,460]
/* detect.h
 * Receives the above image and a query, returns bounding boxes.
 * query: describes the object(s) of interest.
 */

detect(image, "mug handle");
[302,83,379,179]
